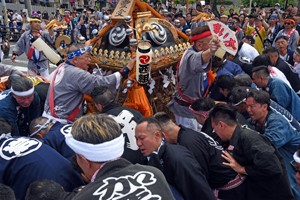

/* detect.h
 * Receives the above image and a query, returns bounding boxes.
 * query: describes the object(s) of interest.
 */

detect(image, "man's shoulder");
[74,159,171,200]
[266,110,288,123]
[164,142,193,159]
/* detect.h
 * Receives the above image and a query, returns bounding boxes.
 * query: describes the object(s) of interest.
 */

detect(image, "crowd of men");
[2,1,300,200]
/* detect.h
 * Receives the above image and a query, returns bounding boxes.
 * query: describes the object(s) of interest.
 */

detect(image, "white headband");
[30,118,52,137]
[294,152,300,163]
[65,133,124,162]
[0,133,11,140]
[11,87,34,97]
[233,98,246,106]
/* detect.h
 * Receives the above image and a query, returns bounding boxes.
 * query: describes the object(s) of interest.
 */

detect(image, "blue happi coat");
[41,122,74,161]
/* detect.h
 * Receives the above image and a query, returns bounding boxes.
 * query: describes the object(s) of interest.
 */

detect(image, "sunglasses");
[290,160,300,173]
[285,22,291,25]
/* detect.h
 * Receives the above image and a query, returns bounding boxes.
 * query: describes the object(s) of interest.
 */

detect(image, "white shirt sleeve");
[114,72,121,90]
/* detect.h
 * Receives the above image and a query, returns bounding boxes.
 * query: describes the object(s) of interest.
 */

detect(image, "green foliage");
[216,1,233,5]
[240,0,297,7]
[173,0,197,4]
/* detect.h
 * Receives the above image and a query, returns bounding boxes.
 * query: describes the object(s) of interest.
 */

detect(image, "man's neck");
[262,77,270,90]
[285,27,292,32]
[256,111,269,126]
[279,49,288,57]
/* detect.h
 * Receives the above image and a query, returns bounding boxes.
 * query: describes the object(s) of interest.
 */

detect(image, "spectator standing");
[273,16,299,51]
[12,10,22,27]
[178,15,188,34]
[243,15,269,54]
[87,15,98,40]
[275,36,294,66]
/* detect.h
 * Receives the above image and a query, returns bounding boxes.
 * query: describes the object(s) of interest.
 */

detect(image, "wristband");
[12,52,17,56]
[119,66,130,77]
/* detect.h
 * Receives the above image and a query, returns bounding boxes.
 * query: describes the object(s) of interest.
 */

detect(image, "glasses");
[285,22,291,25]
[290,160,300,173]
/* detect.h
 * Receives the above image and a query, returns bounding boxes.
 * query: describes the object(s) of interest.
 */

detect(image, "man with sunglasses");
[273,16,299,51]
[43,44,136,124]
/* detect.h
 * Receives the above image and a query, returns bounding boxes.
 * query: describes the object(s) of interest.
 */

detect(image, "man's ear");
[161,131,167,139]
[154,130,162,140]
[94,103,103,112]
[219,121,227,130]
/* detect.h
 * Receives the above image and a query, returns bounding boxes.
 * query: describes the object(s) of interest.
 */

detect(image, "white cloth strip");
[65,133,124,162]
[233,98,246,106]
[11,87,34,97]
[294,152,300,163]
[30,118,52,137]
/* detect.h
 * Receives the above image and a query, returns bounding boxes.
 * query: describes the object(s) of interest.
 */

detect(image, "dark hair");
[70,154,84,175]
[247,90,271,110]
[29,117,52,137]
[153,112,172,124]
[262,46,278,56]
[252,55,272,67]
[212,56,224,70]
[234,74,252,86]
[90,86,115,107]
[275,35,289,42]
[7,74,20,87]
[11,77,33,92]
[191,25,210,37]
[229,86,254,104]
[0,118,12,135]
[191,97,215,112]
[252,65,270,78]
[137,117,163,137]
[242,35,254,45]
[25,179,64,200]
[0,184,16,200]
[209,104,237,126]
[215,75,237,91]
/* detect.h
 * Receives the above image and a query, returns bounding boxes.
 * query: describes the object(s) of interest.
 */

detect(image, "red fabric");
[190,31,212,43]
[49,63,83,121]
[27,31,42,60]
[64,17,71,23]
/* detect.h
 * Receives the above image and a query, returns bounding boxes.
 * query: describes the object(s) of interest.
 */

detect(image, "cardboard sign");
[207,21,238,56]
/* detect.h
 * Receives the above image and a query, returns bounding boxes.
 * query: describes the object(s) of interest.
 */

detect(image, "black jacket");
[177,126,247,200]
[102,103,143,164]
[224,125,294,200]
[232,56,254,77]
[141,141,215,200]
[71,158,174,200]
[275,57,300,94]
